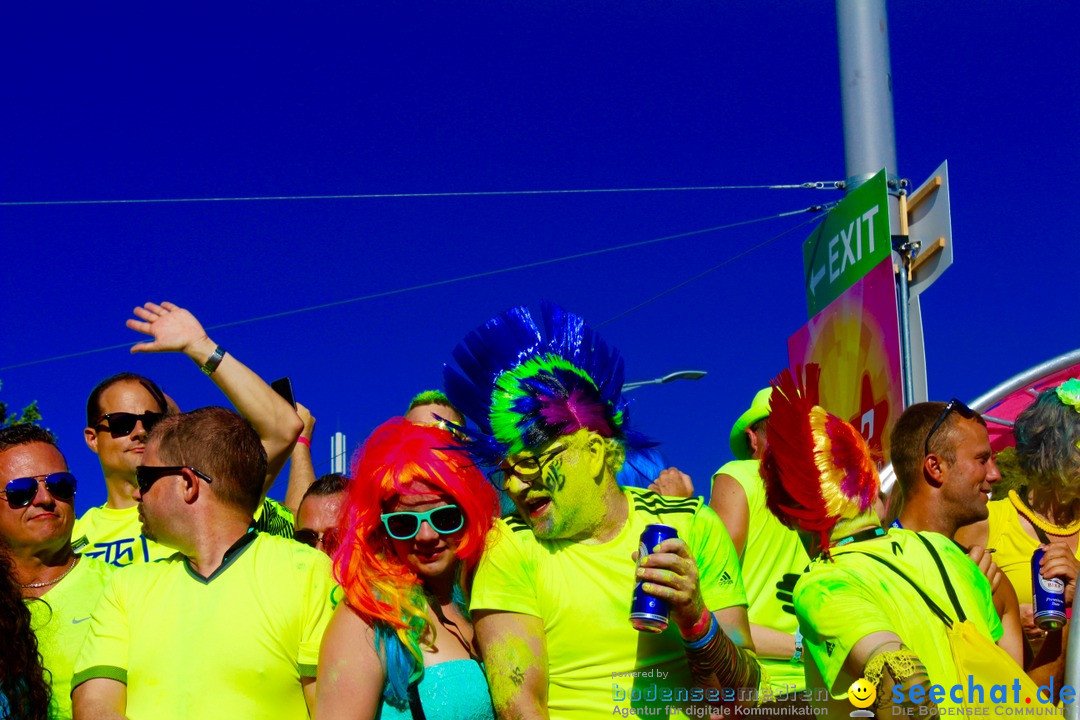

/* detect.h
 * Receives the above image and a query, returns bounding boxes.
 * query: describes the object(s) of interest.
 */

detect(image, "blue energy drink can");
[1032,547,1067,631]
[631,524,678,633]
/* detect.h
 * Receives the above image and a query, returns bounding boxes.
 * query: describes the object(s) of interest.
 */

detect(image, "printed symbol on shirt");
[825,640,836,656]
[72,617,91,624]
[775,572,801,616]
[717,571,734,587]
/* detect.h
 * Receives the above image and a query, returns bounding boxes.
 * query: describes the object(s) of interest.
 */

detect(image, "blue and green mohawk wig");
[443,301,653,466]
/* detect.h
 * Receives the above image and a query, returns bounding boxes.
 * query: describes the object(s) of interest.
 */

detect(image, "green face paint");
[510,430,607,541]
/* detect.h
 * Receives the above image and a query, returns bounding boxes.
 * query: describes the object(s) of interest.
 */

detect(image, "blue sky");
[2,2,1078,510]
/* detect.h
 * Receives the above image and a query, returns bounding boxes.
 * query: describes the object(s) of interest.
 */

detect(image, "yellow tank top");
[714,459,809,694]
[986,497,1080,606]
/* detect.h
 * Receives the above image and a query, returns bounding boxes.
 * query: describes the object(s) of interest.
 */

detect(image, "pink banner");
[788,258,903,465]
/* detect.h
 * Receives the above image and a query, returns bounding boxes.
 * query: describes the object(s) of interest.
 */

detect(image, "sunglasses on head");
[924,398,978,457]
[3,472,77,509]
[96,411,164,438]
[135,465,214,494]
[380,505,465,540]
[294,527,341,555]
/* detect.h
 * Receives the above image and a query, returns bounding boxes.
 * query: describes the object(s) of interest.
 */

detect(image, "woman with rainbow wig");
[315,418,499,720]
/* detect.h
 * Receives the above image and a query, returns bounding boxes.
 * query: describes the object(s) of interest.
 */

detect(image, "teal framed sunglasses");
[380,505,465,540]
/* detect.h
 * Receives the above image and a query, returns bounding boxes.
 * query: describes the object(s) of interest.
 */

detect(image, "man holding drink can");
[444,302,761,719]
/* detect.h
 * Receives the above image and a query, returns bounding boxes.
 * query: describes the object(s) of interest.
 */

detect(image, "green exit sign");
[803,169,891,317]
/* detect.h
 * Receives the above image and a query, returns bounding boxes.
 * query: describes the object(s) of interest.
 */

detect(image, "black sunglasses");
[924,398,978,457]
[294,527,341,555]
[136,465,214,494]
[96,411,165,438]
[380,505,465,540]
[3,472,77,509]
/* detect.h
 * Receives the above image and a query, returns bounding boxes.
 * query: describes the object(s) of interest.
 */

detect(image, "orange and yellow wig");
[333,417,499,705]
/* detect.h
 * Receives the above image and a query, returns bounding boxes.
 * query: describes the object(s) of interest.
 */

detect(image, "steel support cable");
[0,181,845,207]
[0,203,833,371]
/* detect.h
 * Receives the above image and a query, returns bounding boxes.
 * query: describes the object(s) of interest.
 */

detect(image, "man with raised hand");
[0,424,112,720]
[76,302,303,564]
[444,302,759,719]
[72,407,335,720]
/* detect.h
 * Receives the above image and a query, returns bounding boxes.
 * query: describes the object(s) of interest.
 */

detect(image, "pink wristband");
[296,436,311,448]
[682,607,712,641]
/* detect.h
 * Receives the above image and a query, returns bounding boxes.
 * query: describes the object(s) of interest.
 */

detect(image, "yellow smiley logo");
[847,678,876,708]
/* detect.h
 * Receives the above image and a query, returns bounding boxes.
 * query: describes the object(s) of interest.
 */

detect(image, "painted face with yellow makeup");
[500,429,608,541]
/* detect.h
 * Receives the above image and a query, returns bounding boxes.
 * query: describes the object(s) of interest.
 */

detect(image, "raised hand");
[126,302,211,356]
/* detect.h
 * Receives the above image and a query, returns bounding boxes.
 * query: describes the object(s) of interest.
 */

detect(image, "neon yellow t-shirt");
[25,556,113,720]
[72,504,175,567]
[471,487,749,719]
[794,530,1002,706]
[72,532,336,720]
[714,459,809,695]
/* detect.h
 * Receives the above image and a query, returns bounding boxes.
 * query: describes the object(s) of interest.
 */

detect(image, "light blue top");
[379,659,494,720]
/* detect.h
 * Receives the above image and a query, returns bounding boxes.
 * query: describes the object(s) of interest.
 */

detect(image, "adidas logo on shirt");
[718,571,733,587]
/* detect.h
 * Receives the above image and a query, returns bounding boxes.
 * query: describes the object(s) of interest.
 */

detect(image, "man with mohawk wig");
[444,302,760,719]
[761,365,1034,715]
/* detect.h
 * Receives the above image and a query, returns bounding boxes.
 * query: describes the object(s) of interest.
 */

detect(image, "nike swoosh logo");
[72,617,91,624]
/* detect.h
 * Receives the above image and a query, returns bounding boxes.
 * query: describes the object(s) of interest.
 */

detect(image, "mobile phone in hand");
[270,377,296,409]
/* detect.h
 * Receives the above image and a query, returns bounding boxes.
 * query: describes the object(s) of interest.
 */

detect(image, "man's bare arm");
[708,474,749,559]
[72,677,128,720]
[284,403,317,515]
[474,610,548,720]
[844,631,936,718]
[126,301,303,495]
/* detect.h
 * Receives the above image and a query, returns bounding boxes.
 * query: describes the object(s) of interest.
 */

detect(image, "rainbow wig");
[443,301,653,468]
[333,418,499,707]
[759,364,879,558]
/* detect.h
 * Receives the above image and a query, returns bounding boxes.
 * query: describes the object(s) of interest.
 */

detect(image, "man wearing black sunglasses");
[294,472,348,557]
[75,301,304,566]
[0,423,113,720]
[72,406,336,720]
[76,371,175,566]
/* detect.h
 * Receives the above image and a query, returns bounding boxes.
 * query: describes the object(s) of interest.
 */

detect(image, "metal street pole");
[836,0,916,406]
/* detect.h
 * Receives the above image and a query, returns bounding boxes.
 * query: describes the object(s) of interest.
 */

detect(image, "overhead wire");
[0,203,832,372]
[0,181,845,207]
[596,208,832,328]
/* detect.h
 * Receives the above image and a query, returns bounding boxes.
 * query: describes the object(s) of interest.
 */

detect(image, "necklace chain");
[17,556,78,589]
